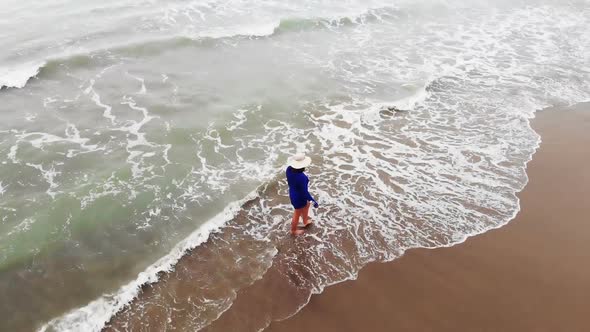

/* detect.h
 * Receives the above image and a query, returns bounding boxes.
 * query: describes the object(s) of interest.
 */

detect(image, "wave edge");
[37,188,262,332]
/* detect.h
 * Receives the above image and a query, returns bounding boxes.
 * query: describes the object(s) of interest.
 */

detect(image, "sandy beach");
[266,103,590,332]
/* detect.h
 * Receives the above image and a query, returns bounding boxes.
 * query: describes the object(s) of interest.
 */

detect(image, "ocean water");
[0,0,589,331]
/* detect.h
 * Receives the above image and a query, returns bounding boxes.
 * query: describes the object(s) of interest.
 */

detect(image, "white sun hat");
[288,153,311,169]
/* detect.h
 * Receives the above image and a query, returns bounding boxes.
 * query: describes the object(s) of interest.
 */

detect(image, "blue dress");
[286,166,317,209]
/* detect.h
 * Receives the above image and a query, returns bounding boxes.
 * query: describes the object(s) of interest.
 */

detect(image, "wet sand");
[267,103,590,332]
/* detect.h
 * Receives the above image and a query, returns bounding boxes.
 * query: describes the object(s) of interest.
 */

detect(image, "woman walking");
[286,153,318,235]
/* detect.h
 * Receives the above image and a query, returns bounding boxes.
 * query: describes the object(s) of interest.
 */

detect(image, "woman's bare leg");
[303,202,312,226]
[291,208,304,235]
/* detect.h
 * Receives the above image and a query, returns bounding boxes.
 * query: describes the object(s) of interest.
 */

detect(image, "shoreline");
[37,189,265,332]
[102,104,586,332]
[71,102,586,332]
[41,102,583,332]
[266,102,590,332]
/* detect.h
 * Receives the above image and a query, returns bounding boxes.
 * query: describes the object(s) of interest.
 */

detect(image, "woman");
[286,153,319,235]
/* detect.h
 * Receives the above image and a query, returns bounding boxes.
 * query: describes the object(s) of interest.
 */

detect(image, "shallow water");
[0,0,589,331]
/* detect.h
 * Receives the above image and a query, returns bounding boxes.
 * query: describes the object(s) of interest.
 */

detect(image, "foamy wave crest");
[0,5,401,91]
[1,7,393,90]
[0,61,45,89]
[0,53,105,90]
[272,7,398,36]
[200,6,397,39]
[197,21,280,39]
[38,189,262,332]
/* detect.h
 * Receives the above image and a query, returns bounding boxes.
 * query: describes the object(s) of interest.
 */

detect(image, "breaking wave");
[1,7,397,90]
[38,188,264,332]
[0,62,46,90]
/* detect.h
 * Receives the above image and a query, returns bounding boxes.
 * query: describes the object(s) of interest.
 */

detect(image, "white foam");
[25,113,38,122]
[25,163,61,199]
[225,108,250,132]
[13,122,100,162]
[0,61,45,89]
[7,145,18,163]
[6,217,36,237]
[85,79,116,125]
[126,72,147,95]
[198,21,280,39]
[116,96,160,178]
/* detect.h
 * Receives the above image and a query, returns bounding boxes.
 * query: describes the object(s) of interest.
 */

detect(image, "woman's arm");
[302,175,318,207]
